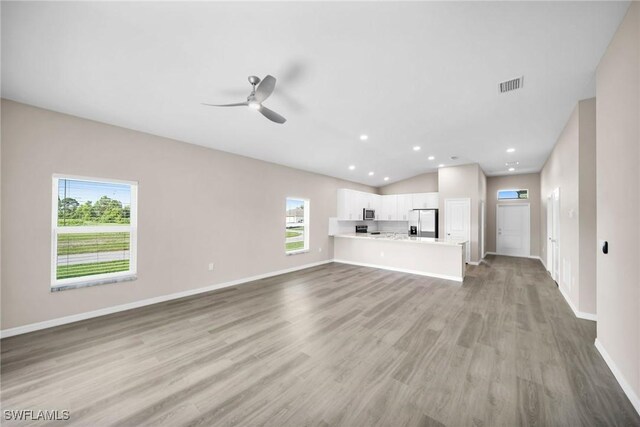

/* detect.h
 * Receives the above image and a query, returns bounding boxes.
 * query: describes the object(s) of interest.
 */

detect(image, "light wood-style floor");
[2,256,639,426]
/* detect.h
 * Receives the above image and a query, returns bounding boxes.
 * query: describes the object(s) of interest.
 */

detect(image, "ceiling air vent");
[499,76,524,93]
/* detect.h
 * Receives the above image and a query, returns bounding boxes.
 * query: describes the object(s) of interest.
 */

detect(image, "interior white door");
[496,204,530,257]
[547,196,553,273]
[550,188,560,282]
[480,201,485,259]
[444,198,471,262]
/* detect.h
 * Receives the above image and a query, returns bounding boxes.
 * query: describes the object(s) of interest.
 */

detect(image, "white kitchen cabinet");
[337,189,381,221]
[396,194,412,221]
[411,192,439,209]
[337,189,359,220]
[356,191,381,220]
[337,189,436,222]
[370,193,381,218]
[379,195,397,221]
[425,192,439,209]
[411,193,428,209]
[355,192,367,220]
[360,192,380,210]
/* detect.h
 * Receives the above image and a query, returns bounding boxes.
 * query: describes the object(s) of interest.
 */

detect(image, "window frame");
[497,188,529,201]
[285,197,310,255]
[51,174,138,291]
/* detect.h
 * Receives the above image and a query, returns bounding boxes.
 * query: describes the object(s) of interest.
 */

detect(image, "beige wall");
[595,1,640,407]
[438,164,485,263]
[0,100,375,330]
[578,98,597,315]
[540,98,597,317]
[377,172,438,195]
[485,173,541,256]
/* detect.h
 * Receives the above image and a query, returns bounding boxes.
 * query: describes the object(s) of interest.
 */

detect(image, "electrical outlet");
[208,263,214,271]
[380,251,385,258]
[318,247,322,252]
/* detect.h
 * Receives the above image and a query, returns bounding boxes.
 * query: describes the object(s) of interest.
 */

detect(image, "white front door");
[444,198,471,262]
[496,204,530,257]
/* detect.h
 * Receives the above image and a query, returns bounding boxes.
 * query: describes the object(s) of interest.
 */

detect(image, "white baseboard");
[0,260,334,339]
[557,284,597,321]
[485,251,542,261]
[333,259,463,283]
[485,251,595,320]
[595,338,640,415]
[467,260,481,266]
[540,259,548,271]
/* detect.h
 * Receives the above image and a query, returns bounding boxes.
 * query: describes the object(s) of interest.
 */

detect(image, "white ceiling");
[1,1,630,185]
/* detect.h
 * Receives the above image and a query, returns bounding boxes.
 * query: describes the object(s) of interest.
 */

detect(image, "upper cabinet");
[337,189,437,221]
[396,194,412,221]
[337,189,357,220]
[379,195,397,221]
[411,192,439,209]
[337,189,380,220]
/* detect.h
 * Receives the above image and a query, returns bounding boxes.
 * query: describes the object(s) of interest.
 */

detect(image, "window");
[285,198,309,254]
[497,189,529,200]
[52,175,137,290]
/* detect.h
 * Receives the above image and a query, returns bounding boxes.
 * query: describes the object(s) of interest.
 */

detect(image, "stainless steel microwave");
[363,208,375,220]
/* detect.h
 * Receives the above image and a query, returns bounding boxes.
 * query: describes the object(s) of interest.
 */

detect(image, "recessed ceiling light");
[508,167,515,172]
[505,161,520,166]
[413,146,421,151]
[348,165,356,170]
[368,171,374,176]
[360,134,368,141]
[428,156,435,160]
[383,177,389,181]
[506,148,516,153]
[438,164,445,168]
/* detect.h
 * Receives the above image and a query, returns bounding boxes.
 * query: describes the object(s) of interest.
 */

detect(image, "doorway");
[547,188,560,282]
[480,201,486,259]
[445,198,471,262]
[496,204,530,257]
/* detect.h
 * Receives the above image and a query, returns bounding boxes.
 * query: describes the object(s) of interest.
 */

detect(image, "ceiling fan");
[203,75,286,124]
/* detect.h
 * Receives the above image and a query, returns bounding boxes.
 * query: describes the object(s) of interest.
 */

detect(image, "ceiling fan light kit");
[203,75,287,124]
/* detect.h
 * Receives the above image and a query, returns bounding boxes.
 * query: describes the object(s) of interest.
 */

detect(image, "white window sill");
[286,249,309,256]
[51,275,137,292]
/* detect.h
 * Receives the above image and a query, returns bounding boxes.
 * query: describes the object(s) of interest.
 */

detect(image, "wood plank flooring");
[2,255,639,426]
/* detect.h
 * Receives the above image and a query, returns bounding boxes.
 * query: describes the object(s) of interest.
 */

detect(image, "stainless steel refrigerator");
[408,209,438,238]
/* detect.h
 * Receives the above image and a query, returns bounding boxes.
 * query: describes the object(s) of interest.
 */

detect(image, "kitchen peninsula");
[333,233,467,282]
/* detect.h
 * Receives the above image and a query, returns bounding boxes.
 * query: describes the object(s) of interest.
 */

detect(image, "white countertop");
[333,233,467,247]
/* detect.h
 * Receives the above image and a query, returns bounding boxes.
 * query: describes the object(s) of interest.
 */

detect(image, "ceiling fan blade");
[201,102,248,107]
[254,75,276,102]
[259,105,286,124]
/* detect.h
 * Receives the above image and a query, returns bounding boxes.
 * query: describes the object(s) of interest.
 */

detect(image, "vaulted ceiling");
[1,1,630,184]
